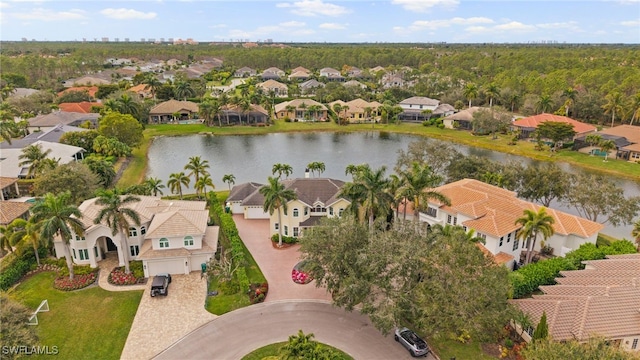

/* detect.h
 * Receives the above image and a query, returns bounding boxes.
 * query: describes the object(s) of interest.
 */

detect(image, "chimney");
[304,168,310,178]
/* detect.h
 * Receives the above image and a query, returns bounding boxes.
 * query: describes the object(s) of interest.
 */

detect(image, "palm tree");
[31,192,84,280]
[485,83,500,108]
[398,162,450,222]
[222,174,236,190]
[332,103,343,123]
[143,73,162,102]
[285,104,296,120]
[219,92,232,125]
[515,207,555,265]
[260,176,297,247]
[506,92,521,113]
[272,163,293,179]
[144,177,165,196]
[117,93,140,118]
[174,80,195,101]
[199,98,221,127]
[18,143,53,178]
[631,219,640,252]
[339,165,393,229]
[306,161,326,177]
[8,218,44,265]
[536,94,554,114]
[602,91,624,128]
[184,156,210,196]
[463,83,478,108]
[94,189,141,275]
[629,92,640,126]
[0,120,16,144]
[584,134,602,153]
[308,104,322,122]
[599,139,616,161]
[167,172,190,199]
[562,87,578,117]
[195,173,215,199]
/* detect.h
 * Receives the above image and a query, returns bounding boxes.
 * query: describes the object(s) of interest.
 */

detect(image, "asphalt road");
[154,300,437,360]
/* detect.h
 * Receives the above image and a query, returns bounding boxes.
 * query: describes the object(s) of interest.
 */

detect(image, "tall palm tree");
[167,172,190,199]
[184,156,210,196]
[144,177,165,196]
[143,73,162,102]
[536,94,554,114]
[94,189,141,274]
[307,104,322,122]
[222,174,236,190]
[599,139,616,161]
[507,92,521,113]
[463,83,479,108]
[562,87,578,117]
[260,176,297,247]
[306,161,326,177]
[602,91,624,128]
[515,207,555,265]
[632,219,640,252]
[117,93,140,118]
[8,218,44,265]
[31,192,84,280]
[174,80,195,101]
[629,92,640,126]
[398,162,450,222]
[18,144,53,178]
[199,98,222,127]
[219,92,232,125]
[272,163,293,179]
[195,173,215,199]
[0,120,16,144]
[339,165,393,229]
[485,83,500,108]
[285,104,296,120]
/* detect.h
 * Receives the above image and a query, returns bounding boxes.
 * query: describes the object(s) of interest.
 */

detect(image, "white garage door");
[147,258,185,276]
[246,206,269,219]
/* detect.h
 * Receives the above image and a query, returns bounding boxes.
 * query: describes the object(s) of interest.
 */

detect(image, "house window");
[184,236,194,246]
[499,237,504,247]
[426,207,437,217]
[339,208,344,217]
[453,217,457,226]
[480,233,487,241]
[462,226,467,232]
[129,227,137,237]
[284,226,289,236]
[293,208,299,217]
[447,215,452,224]
[507,232,512,243]
[79,249,88,260]
[275,223,279,231]
[159,238,169,248]
[293,227,299,237]
[73,249,76,259]
[632,339,638,350]
[130,245,139,257]
[513,237,519,251]
[140,225,146,235]
[329,207,334,216]
[304,207,308,216]
[75,235,85,241]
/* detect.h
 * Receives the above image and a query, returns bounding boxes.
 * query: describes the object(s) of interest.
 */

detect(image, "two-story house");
[319,67,345,82]
[257,80,289,97]
[419,179,604,269]
[56,196,218,278]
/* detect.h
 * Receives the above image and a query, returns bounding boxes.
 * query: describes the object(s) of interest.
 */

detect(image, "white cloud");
[319,22,346,30]
[280,20,306,27]
[227,21,315,39]
[394,16,493,34]
[536,21,580,30]
[620,19,640,26]
[276,0,350,17]
[391,0,459,12]
[494,21,535,31]
[0,2,10,8]
[8,7,86,21]
[100,8,157,20]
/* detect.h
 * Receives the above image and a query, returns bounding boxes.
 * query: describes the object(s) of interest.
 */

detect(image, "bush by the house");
[130,260,144,279]
[0,248,47,291]
[108,267,143,285]
[53,272,97,291]
[58,264,96,278]
[270,234,299,245]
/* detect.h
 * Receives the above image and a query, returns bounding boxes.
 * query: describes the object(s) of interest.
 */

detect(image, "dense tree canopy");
[97,112,143,148]
[33,162,100,204]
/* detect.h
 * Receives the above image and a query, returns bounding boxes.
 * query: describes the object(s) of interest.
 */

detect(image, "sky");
[0,0,639,43]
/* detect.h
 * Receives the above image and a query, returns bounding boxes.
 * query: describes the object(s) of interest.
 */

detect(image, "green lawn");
[6,272,142,360]
[428,336,495,360]
[242,342,353,360]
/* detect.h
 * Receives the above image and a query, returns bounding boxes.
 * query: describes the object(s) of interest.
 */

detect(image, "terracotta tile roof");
[58,102,102,114]
[291,66,309,73]
[0,201,32,225]
[512,113,597,135]
[598,125,640,144]
[476,243,515,265]
[444,107,484,121]
[430,179,603,238]
[0,177,18,190]
[128,84,149,93]
[149,99,199,115]
[257,79,288,90]
[512,256,640,342]
[58,86,99,98]
[400,96,440,106]
[146,210,209,238]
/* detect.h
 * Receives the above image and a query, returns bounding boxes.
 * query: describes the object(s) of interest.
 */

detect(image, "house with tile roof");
[228,178,351,237]
[218,103,269,125]
[0,201,32,226]
[127,84,153,99]
[257,79,288,97]
[27,111,100,132]
[0,124,87,151]
[58,86,99,99]
[58,102,102,114]
[511,113,597,140]
[328,98,381,123]
[234,67,257,78]
[63,76,111,88]
[443,106,485,130]
[319,68,345,82]
[0,177,21,201]
[148,99,199,123]
[299,79,325,95]
[288,70,311,82]
[574,125,640,162]
[261,67,285,80]
[398,96,454,122]
[56,196,218,278]
[0,141,85,178]
[291,66,310,74]
[274,99,328,122]
[419,179,604,269]
[511,253,640,352]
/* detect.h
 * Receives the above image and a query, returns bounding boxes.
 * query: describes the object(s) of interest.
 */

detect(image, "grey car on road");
[394,327,430,357]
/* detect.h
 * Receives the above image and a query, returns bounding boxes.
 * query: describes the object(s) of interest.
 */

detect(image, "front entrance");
[106,237,118,252]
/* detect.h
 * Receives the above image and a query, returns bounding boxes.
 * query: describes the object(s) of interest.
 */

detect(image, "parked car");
[394,327,430,357]
[150,273,171,297]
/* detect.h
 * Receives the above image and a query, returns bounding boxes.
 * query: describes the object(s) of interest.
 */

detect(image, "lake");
[147,131,640,239]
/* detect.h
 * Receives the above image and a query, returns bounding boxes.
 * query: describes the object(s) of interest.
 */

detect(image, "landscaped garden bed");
[248,282,268,304]
[107,260,145,285]
[54,263,99,291]
[292,261,313,284]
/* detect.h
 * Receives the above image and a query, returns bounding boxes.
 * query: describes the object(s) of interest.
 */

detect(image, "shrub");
[218,279,240,294]
[437,123,445,129]
[108,267,141,285]
[284,116,291,122]
[0,248,47,291]
[510,257,576,299]
[270,234,298,244]
[130,260,144,279]
[602,240,636,255]
[58,264,96,278]
[54,272,97,291]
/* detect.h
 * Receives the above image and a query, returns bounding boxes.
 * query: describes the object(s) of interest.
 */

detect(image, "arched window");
[184,236,194,246]
[293,208,299,217]
[159,238,169,248]
[129,227,138,237]
[140,225,146,235]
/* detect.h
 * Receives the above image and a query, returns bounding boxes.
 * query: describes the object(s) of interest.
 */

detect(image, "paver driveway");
[233,215,331,302]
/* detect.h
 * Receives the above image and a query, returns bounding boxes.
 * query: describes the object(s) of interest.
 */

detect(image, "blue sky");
[1,0,639,43]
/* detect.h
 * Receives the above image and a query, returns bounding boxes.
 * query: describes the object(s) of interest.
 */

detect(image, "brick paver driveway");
[232,215,331,302]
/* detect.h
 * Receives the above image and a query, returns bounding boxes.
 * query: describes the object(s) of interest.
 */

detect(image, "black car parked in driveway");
[150,273,171,297]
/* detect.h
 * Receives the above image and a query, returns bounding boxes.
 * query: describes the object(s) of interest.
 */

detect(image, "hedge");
[0,248,47,291]
[271,234,298,244]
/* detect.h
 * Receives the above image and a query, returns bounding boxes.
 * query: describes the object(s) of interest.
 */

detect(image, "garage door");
[147,258,185,276]
[246,206,269,219]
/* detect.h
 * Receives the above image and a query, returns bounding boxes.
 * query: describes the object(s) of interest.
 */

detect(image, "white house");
[55,196,218,278]
[419,179,604,269]
[0,141,85,178]
[227,182,269,219]
[398,96,454,122]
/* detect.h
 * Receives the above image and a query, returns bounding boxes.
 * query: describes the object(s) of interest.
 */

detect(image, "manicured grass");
[428,336,495,360]
[205,277,251,315]
[6,271,143,360]
[242,341,353,360]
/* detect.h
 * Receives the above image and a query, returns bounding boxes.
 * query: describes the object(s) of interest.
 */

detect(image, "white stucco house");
[419,179,604,270]
[228,178,351,237]
[55,196,218,278]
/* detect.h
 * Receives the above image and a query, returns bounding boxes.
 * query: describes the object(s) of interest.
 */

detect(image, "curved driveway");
[155,300,422,360]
